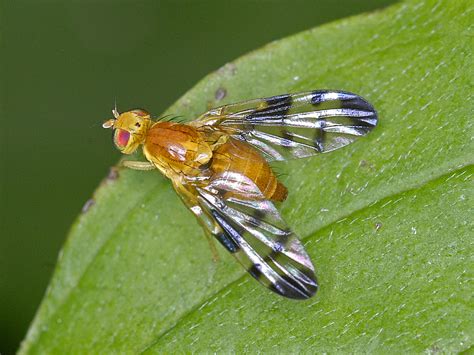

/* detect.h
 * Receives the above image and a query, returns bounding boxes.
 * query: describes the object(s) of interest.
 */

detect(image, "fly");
[102,90,378,299]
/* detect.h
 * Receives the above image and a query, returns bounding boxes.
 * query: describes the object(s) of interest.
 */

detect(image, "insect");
[102,90,378,299]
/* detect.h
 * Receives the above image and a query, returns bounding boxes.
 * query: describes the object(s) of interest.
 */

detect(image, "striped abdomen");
[210,138,287,202]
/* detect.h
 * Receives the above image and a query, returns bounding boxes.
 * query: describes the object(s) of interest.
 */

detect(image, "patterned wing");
[177,171,317,300]
[192,90,378,161]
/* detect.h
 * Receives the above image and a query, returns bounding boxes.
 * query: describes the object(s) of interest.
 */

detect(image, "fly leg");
[187,204,221,262]
[203,230,220,262]
[121,160,156,170]
[173,181,221,262]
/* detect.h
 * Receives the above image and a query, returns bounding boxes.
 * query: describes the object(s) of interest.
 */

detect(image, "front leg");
[121,160,156,171]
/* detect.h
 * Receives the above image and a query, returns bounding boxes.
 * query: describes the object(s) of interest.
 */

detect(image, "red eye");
[115,129,130,148]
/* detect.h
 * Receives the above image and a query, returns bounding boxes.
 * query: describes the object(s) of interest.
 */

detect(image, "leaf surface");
[20,0,473,353]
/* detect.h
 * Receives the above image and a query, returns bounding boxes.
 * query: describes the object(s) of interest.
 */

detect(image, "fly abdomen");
[210,138,287,202]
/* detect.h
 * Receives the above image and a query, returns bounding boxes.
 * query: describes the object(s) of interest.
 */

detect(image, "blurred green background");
[1,0,398,353]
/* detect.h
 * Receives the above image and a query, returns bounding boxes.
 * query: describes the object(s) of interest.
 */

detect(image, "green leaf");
[20,0,473,352]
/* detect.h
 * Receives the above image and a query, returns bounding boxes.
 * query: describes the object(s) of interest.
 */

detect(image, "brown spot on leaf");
[215,87,227,101]
[100,166,120,188]
[375,222,382,231]
[359,159,375,170]
[82,198,95,213]
[217,63,237,76]
[107,167,119,181]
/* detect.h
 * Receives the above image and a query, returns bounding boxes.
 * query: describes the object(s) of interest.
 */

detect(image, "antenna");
[112,98,119,118]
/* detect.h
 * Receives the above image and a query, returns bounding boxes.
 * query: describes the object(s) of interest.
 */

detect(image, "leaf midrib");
[139,162,473,352]
[27,138,472,350]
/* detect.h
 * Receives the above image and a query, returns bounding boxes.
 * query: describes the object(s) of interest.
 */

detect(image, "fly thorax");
[144,122,212,177]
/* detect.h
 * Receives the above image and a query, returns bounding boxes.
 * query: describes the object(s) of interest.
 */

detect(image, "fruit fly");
[102,90,378,299]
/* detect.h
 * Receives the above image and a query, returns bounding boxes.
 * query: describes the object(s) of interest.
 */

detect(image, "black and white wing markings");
[195,171,317,300]
[193,90,378,161]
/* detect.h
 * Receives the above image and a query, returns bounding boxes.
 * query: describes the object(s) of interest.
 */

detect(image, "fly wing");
[192,90,377,161]
[190,171,317,299]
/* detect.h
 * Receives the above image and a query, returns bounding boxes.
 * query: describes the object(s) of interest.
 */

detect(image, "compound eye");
[114,129,130,149]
